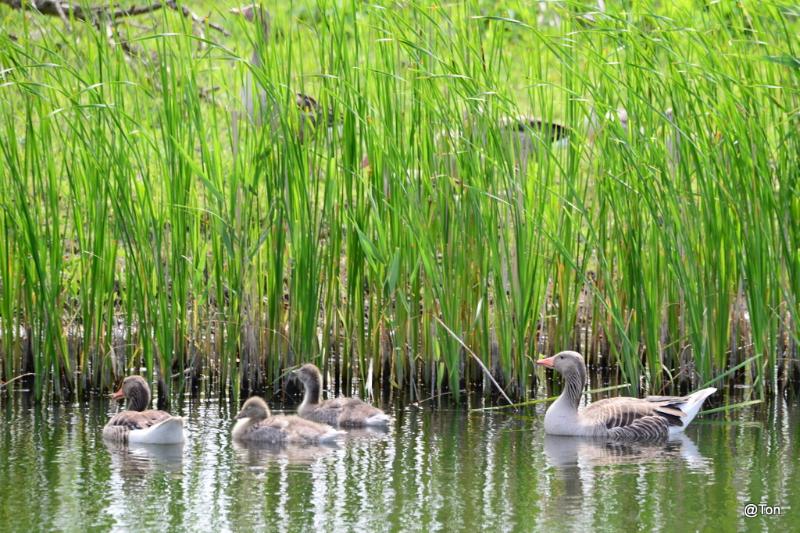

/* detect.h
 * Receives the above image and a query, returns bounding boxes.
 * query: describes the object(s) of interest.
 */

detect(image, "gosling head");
[535,351,586,376]
[235,396,271,421]
[292,363,322,388]
[111,375,151,411]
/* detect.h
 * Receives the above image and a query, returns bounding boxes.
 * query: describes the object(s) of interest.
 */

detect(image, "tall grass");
[0,0,797,403]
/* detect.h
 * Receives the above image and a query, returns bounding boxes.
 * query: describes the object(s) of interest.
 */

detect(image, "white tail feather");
[319,429,347,443]
[129,417,185,444]
[669,388,716,434]
[365,413,391,427]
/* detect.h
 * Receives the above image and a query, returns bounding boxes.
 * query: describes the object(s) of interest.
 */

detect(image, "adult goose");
[232,396,345,444]
[230,4,334,143]
[293,364,391,428]
[536,351,716,440]
[103,376,185,444]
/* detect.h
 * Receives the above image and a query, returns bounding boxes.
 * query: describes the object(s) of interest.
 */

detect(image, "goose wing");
[582,397,685,440]
[337,400,386,427]
[306,398,360,426]
[103,410,173,442]
[265,415,339,444]
[605,415,672,441]
[106,410,171,430]
[323,397,362,409]
[245,417,292,443]
[285,415,340,442]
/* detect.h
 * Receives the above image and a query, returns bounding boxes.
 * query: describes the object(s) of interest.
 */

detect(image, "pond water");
[1,392,798,531]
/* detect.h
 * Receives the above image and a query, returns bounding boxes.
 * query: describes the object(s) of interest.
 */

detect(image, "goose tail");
[365,413,391,427]
[319,428,347,443]
[673,387,716,433]
[129,417,186,445]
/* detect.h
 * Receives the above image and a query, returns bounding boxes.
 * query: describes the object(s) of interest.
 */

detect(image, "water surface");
[1,394,798,531]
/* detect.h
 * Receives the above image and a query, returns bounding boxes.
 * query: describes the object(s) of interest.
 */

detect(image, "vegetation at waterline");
[0,1,798,404]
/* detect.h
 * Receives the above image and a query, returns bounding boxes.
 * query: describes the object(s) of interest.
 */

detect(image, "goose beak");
[234,410,246,420]
[536,356,556,368]
[110,388,125,400]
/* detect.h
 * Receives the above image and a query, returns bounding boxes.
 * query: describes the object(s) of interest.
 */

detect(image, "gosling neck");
[300,375,321,411]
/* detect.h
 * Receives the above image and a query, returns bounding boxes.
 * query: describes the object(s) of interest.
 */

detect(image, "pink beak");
[110,388,125,400]
[536,356,556,368]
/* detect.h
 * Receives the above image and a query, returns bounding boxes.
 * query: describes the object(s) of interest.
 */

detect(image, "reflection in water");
[232,439,338,467]
[543,433,710,470]
[104,440,185,529]
[540,433,713,530]
[105,441,185,473]
[0,397,798,531]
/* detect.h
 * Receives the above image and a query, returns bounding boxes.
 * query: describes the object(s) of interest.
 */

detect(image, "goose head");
[292,364,323,389]
[536,351,585,374]
[111,375,151,412]
[292,364,324,408]
[536,351,587,408]
[235,396,271,421]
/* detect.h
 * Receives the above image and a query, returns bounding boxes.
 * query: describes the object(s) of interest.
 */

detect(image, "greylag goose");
[536,351,716,440]
[103,376,185,444]
[293,364,391,427]
[431,113,570,178]
[230,4,272,126]
[231,4,334,143]
[232,396,345,444]
[498,115,570,146]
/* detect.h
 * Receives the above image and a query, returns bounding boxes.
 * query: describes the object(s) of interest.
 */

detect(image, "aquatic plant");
[0,1,797,403]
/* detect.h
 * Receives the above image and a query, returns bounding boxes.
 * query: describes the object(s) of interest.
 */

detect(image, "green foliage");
[0,1,797,402]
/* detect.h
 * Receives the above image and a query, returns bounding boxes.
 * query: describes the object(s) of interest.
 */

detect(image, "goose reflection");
[232,439,338,467]
[544,432,709,471]
[342,425,391,440]
[104,440,184,474]
[539,431,712,530]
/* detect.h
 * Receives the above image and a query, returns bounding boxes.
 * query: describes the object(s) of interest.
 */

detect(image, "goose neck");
[560,365,585,411]
[300,376,321,411]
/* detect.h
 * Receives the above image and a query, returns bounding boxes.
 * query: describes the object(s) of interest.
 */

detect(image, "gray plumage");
[293,364,391,428]
[231,5,333,144]
[537,351,716,441]
[103,375,184,444]
[232,396,344,444]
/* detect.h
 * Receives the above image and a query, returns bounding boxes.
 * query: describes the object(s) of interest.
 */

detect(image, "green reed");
[0,1,797,403]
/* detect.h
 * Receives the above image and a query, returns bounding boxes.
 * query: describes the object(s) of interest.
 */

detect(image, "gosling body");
[233,396,345,444]
[294,364,391,428]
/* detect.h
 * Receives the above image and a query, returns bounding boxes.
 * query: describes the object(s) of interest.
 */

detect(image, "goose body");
[537,351,716,440]
[103,376,185,445]
[233,396,345,444]
[293,364,391,428]
[231,5,335,144]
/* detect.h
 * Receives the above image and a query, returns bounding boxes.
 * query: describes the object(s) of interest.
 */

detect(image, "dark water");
[1,392,798,532]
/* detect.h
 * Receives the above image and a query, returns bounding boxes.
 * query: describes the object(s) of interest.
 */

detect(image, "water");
[1,394,798,532]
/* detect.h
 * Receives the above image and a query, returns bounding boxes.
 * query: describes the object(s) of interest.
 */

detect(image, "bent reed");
[0,1,797,404]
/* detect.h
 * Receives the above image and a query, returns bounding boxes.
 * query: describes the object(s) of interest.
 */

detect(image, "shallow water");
[1,394,798,532]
